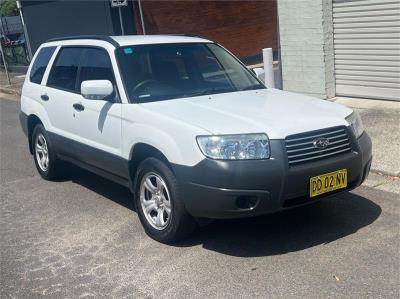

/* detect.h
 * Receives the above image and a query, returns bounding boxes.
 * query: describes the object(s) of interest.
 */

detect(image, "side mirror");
[252,67,265,83]
[81,80,113,101]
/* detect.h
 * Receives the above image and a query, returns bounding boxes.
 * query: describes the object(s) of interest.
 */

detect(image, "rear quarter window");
[29,46,56,84]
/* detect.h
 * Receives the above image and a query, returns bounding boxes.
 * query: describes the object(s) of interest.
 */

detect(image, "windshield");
[115,43,265,103]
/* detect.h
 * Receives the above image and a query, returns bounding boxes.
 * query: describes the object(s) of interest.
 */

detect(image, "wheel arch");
[27,114,43,154]
[128,143,174,191]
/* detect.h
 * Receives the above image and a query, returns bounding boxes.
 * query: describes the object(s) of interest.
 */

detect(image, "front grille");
[285,126,351,166]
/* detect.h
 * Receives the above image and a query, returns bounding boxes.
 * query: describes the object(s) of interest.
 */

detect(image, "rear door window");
[47,47,83,93]
[29,46,56,84]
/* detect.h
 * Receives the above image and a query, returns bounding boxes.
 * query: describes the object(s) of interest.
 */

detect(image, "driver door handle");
[73,103,85,111]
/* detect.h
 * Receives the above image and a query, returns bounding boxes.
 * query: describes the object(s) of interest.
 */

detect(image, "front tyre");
[32,124,63,180]
[135,157,196,243]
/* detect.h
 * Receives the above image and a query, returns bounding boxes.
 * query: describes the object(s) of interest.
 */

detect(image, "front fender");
[122,123,204,166]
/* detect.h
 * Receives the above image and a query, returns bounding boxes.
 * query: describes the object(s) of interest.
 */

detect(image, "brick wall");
[278,0,335,99]
[133,1,278,60]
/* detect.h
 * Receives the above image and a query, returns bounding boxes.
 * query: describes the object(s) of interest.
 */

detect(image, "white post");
[262,48,275,88]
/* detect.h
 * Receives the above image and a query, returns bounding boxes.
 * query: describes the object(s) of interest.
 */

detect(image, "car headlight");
[196,134,270,160]
[346,111,364,139]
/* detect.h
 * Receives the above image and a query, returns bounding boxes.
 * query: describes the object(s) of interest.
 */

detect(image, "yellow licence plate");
[310,169,347,198]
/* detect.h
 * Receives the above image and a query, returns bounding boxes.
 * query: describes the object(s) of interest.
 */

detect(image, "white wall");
[278,0,335,99]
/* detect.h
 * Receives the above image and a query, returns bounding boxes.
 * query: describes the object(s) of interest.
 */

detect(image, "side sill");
[58,154,131,189]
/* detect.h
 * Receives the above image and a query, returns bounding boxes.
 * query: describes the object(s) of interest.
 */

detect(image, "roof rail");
[165,33,209,40]
[46,35,119,47]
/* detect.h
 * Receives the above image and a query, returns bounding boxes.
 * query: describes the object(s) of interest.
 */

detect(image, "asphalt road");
[1,96,399,299]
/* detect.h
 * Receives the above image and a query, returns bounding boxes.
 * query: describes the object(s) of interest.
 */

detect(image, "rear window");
[29,46,56,84]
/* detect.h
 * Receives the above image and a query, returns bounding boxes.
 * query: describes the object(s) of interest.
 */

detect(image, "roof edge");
[46,35,119,47]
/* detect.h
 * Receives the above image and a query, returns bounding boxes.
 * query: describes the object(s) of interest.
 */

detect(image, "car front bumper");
[172,131,372,219]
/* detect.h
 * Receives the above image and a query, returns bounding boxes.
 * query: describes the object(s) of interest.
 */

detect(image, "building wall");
[21,0,136,54]
[278,0,335,99]
[134,1,278,61]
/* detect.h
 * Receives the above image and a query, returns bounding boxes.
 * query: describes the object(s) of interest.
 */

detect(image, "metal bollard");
[262,48,275,88]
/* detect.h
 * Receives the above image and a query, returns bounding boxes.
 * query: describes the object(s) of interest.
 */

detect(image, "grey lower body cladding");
[20,111,372,219]
[172,133,372,219]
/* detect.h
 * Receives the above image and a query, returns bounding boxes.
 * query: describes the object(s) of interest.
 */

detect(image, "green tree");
[0,0,18,17]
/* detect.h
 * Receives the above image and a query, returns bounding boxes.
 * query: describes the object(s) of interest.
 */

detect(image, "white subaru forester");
[20,35,372,243]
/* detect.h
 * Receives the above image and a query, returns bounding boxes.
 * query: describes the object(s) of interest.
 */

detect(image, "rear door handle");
[73,103,85,111]
[40,94,49,101]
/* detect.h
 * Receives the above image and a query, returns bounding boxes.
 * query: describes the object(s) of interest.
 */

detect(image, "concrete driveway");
[334,97,400,177]
[1,95,399,298]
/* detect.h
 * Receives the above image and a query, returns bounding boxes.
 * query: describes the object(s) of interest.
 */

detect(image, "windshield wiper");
[185,87,236,97]
[241,84,265,91]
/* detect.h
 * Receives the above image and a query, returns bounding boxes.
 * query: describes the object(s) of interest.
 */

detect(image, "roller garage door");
[333,0,400,100]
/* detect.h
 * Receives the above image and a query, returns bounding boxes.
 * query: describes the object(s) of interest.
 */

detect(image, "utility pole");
[138,0,146,35]
[118,6,125,35]
[0,28,11,86]
[16,0,33,60]
[110,0,128,36]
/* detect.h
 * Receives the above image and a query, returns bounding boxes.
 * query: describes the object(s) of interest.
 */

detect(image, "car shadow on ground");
[182,192,382,257]
[69,166,136,211]
[69,166,382,258]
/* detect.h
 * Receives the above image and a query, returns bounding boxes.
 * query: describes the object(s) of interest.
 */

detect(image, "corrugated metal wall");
[333,0,400,100]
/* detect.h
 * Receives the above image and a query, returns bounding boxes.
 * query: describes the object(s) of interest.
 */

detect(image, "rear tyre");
[135,157,196,243]
[32,124,64,180]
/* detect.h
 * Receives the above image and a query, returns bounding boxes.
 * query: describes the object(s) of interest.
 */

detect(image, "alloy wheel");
[35,133,49,172]
[139,172,172,230]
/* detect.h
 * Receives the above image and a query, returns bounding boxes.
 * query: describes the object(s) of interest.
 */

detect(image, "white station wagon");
[20,35,372,243]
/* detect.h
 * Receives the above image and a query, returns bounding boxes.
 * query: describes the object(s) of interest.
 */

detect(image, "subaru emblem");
[313,138,330,149]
